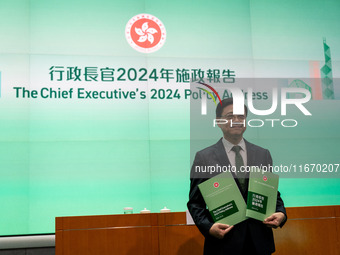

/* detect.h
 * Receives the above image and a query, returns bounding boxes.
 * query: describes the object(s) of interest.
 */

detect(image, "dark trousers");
[241,230,272,255]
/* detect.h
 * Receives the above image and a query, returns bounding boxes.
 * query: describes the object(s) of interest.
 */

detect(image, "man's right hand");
[209,223,234,239]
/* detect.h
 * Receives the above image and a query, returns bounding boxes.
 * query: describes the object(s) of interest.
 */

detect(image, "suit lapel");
[244,139,256,167]
[212,138,231,167]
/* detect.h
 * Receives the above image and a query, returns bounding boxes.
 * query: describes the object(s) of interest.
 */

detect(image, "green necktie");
[231,146,246,194]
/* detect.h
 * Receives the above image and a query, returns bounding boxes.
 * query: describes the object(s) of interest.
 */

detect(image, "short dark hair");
[216,98,248,117]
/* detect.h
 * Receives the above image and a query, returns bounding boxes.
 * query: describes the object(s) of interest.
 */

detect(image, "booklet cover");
[246,169,279,221]
[198,171,247,226]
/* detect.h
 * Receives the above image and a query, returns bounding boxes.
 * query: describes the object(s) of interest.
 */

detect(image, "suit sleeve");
[187,152,214,238]
[266,149,287,227]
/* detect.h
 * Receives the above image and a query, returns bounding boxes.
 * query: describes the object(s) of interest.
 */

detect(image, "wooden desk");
[56,205,340,255]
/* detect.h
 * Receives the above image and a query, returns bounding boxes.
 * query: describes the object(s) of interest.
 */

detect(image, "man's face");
[217,104,246,139]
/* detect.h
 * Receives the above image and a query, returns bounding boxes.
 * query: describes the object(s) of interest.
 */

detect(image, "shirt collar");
[222,137,246,153]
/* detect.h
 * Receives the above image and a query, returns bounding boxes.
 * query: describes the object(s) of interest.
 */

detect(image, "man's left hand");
[263,212,286,228]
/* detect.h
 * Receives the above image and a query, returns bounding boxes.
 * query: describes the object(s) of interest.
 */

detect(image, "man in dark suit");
[187,98,287,255]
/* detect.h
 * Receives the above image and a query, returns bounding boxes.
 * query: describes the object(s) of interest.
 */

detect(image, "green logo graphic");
[321,39,334,99]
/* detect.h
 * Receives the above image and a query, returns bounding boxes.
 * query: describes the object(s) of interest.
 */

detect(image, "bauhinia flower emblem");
[126,14,166,53]
[135,22,158,44]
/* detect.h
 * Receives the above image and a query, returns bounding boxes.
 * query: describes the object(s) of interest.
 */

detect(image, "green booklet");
[198,171,247,226]
[246,170,279,221]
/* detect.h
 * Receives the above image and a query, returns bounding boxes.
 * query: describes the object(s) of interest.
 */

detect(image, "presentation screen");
[0,0,339,236]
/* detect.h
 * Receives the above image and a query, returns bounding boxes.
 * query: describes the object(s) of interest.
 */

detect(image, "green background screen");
[0,0,339,236]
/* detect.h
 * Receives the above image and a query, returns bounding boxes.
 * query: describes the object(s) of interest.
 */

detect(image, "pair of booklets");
[198,168,278,226]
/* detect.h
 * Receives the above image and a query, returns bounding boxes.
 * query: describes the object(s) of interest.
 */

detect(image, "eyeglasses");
[221,114,246,120]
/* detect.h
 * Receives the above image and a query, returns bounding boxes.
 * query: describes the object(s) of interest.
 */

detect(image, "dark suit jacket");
[187,138,287,255]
